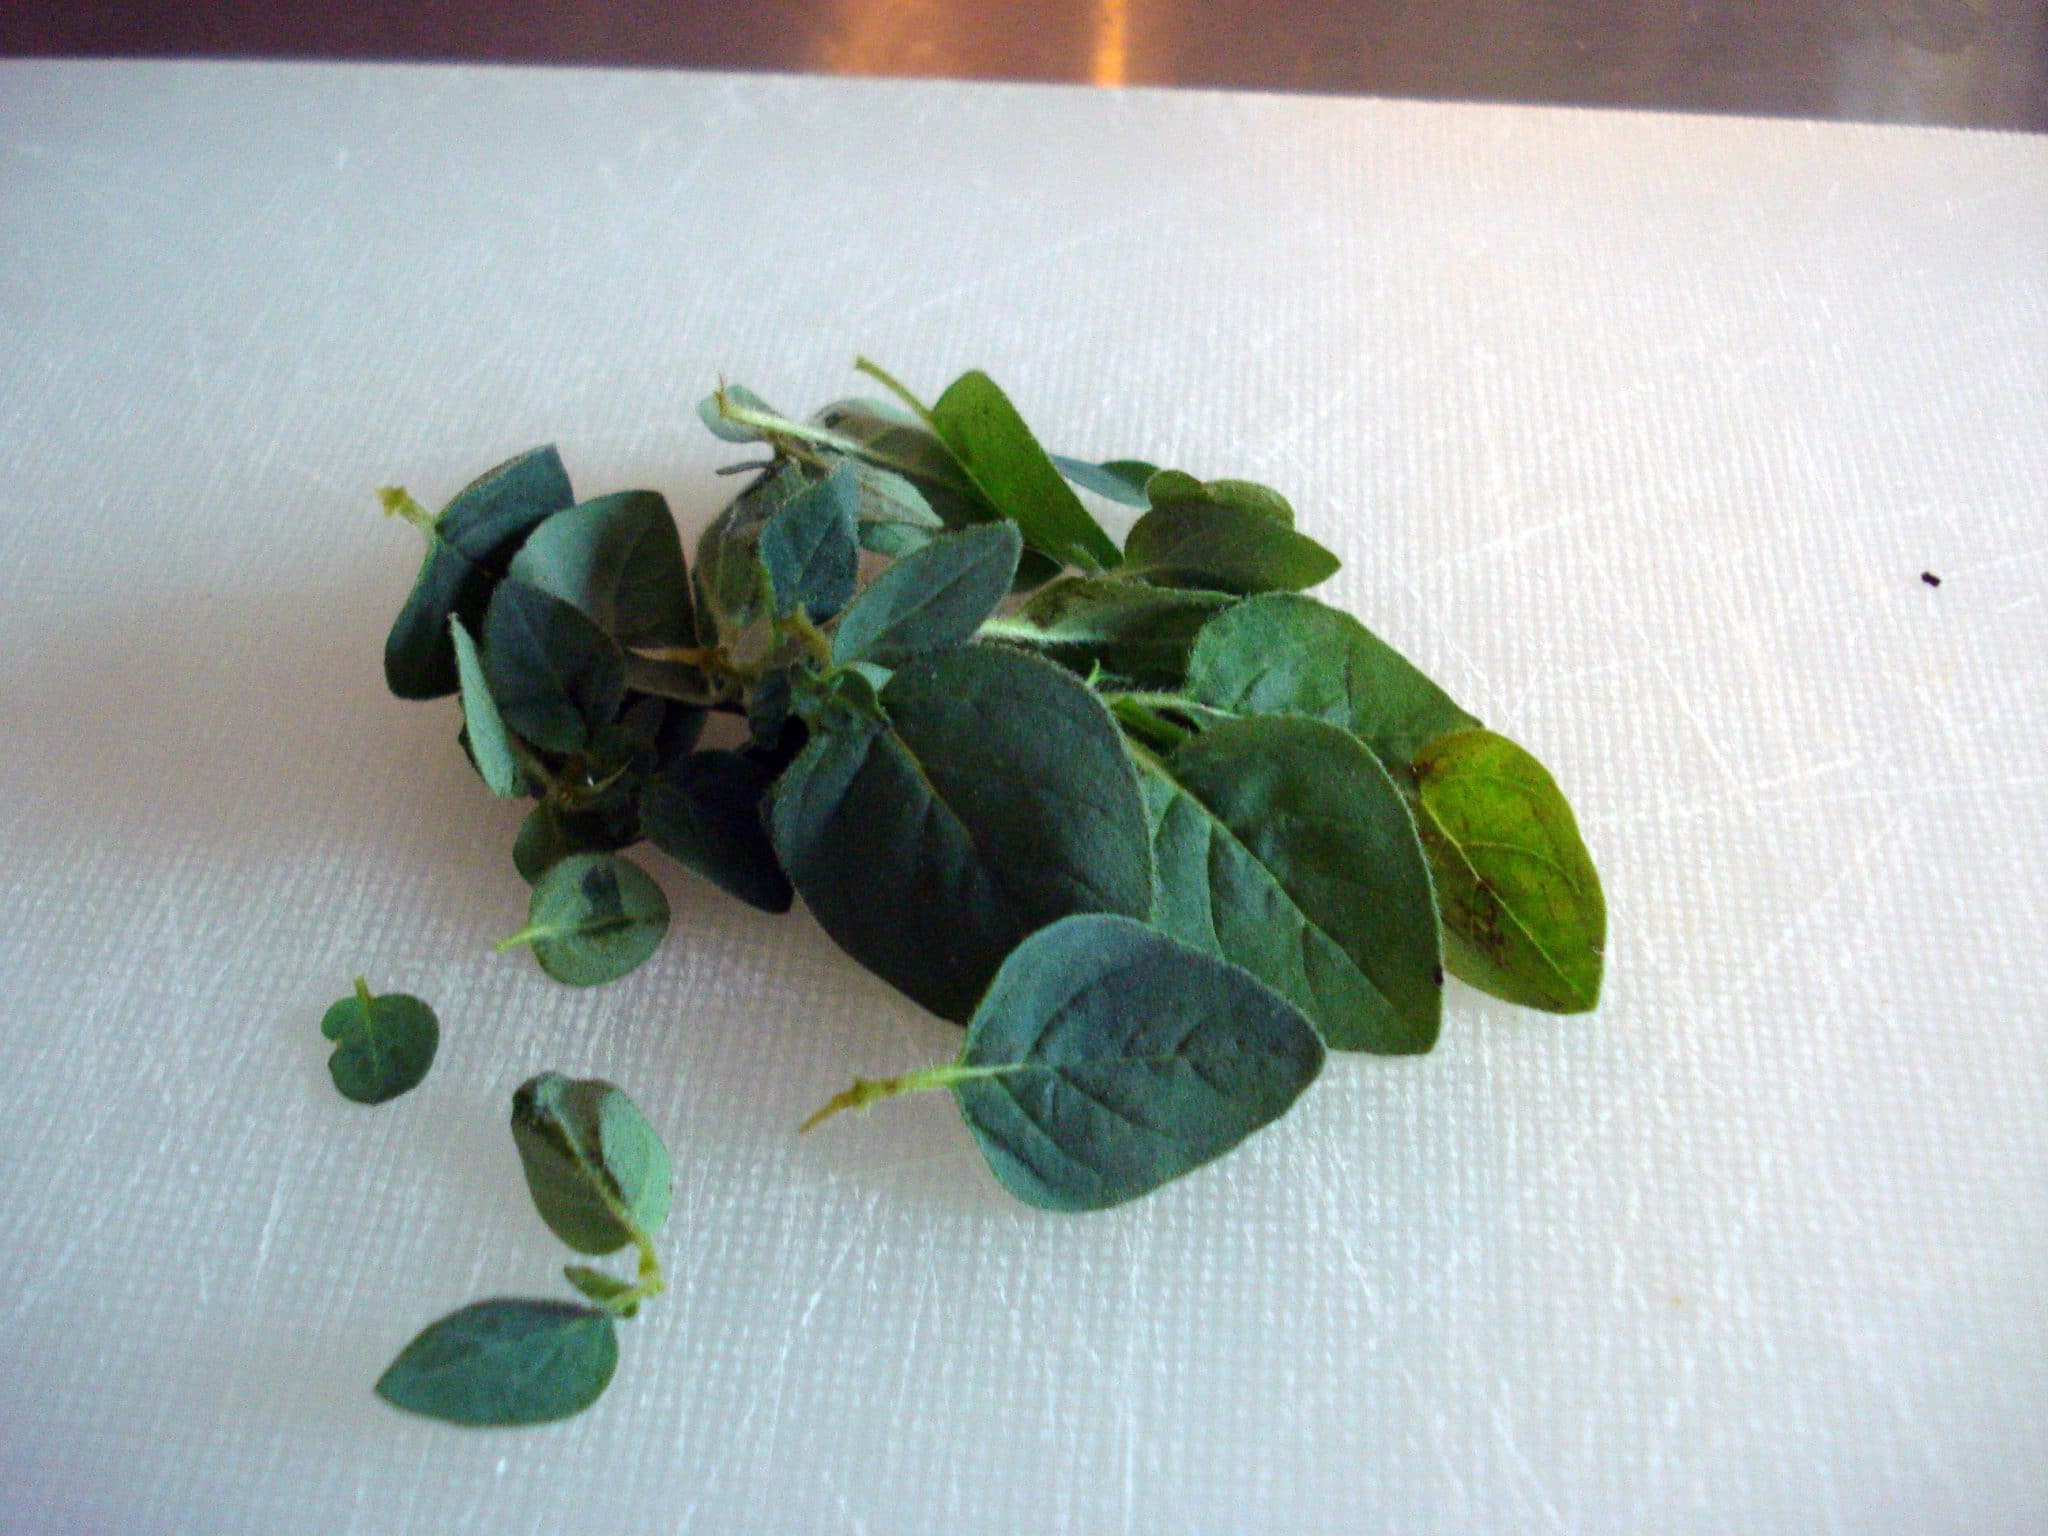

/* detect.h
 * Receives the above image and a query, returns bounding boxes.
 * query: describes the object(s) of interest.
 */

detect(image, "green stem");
[851,357,932,424]
[1108,695,1193,754]
[798,1060,1007,1134]
[781,609,836,669]
[352,975,375,1026]
[376,486,435,534]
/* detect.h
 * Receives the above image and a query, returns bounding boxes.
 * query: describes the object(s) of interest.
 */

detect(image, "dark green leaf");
[563,1265,640,1317]
[374,1299,617,1427]
[383,447,575,699]
[999,576,1233,687]
[695,462,803,642]
[510,1071,673,1254]
[1413,728,1605,1013]
[499,852,669,986]
[481,579,626,756]
[507,491,694,650]
[1122,502,1337,595]
[639,750,793,914]
[1139,717,1442,1053]
[513,795,642,885]
[320,977,438,1104]
[768,644,1152,1023]
[758,461,860,622]
[449,616,522,798]
[953,914,1324,1211]
[1183,593,1479,777]
[1050,455,1156,507]
[830,523,1022,667]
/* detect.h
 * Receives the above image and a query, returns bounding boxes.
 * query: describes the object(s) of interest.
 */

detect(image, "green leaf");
[844,459,945,534]
[498,853,669,987]
[481,579,627,756]
[1121,501,1338,595]
[860,363,1123,573]
[448,616,522,798]
[1412,728,1605,1013]
[1183,593,1479,777]
[830,522,1022,667]
[812,397,987,525]
[805,915,1325,1211]
[768,644,1152,1023]
[563,1265,641,1317]
[997,576,1233,687]
[383,447,575,700]
[507,491,694,651]
[758,460,860,622]
[1144,470,1295,526]
[1139,717,1443,1053]
[513,795,642,885]
[1050,454,1156,508]
[694,462,803,642]
[697,382,782,443]
[320,977,439,1104]
[510,1071,673,1254]
[639,750,793,914]
[374,1299,617,1427]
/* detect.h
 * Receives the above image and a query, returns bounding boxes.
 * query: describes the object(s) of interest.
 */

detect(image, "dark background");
[5,0,2045,130]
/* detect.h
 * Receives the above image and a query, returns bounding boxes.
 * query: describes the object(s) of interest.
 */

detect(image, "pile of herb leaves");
[380,360,1605,1213]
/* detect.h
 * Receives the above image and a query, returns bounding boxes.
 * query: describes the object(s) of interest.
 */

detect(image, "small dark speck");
[1921,571,1942,587]
[1432,966,1445,987]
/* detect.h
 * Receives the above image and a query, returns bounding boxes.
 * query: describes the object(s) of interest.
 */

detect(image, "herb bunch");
[380,360,1605,1211]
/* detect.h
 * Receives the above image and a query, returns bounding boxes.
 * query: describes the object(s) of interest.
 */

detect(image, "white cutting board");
[1,59,2043,1535]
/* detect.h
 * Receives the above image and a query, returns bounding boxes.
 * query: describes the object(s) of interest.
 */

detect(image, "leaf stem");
[851,357,931,423]
[376,485,435,534]
[798,1060,1006,1133]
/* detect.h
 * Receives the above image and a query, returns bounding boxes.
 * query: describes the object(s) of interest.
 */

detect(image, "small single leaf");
[1000,576,1233,687]
[1050,454,1156,507]
[374,1299,617,1427]
[639,750,793,914]
[694,462,804,642]
[768,644,1153,1023]
[697,382,782,442]
[860,363,1123,573]
[1184,593,1479,777]
[1139,717,1443,1053]
[844,459,944,533]
[1121,501,1337,595]
[481,579,627,755]
[758,461,860,622]
[511,1071,674,1254]
[499,853,669,987]
[830,522,1022,667]
[1413,728,1605,1013]
[1144,470,1295,526]
[320,977,439,1104]
[383,447,575,699]
[953,914,1324,1211]
[448,616,522,797]
[563,1265,640,1317]
[812,397,987,527]
[507,491,694,650]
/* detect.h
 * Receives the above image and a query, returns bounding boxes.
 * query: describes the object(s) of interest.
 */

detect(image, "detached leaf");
[1413,729,1605,1013]
[320,977,438,1104]
[768,644,1152,1023]
[758,461,860,622]
[1184,593,1478,777]
[374,1299,617,1427]
[831,522,1022,666]
[803,916,1323,1211]
[639,750,793,913]
[1004,576,1232,687]
[383,446,575,699]
[508,491,694,650]
[1121,501,1337,595]
[481,579,627,755]
[1140,718,1442,1054]
[510,1071,673,1254]
[499,852,669,987]
[449,616,522,797]
[1050,454,1156,507]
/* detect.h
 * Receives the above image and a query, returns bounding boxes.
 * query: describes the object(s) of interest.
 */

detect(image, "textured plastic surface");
[1,60,2043,1535]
